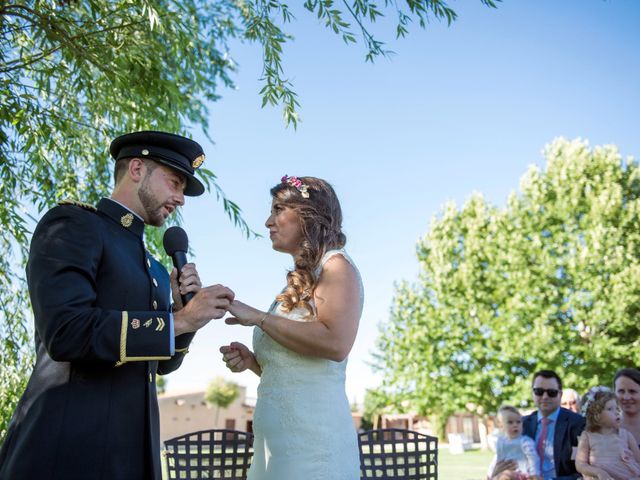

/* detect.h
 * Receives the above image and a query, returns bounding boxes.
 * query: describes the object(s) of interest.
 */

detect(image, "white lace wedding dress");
[247,249,363,480]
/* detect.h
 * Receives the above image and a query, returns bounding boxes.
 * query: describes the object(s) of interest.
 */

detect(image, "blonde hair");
[270,177,345,315]
[582,388,617,433]
[497,405,522,426]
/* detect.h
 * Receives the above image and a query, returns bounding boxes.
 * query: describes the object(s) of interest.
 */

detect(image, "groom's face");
[137,161,186,227]
[266,199,302,255]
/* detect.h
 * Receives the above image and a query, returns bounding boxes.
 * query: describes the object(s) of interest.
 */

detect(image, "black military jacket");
[0,198,195,480]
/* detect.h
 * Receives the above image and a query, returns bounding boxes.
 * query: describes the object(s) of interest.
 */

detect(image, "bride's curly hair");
[272,176,346,316]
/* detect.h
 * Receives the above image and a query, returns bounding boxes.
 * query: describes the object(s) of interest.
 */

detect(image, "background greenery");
[369,138,640,436]
[205,376,240,425]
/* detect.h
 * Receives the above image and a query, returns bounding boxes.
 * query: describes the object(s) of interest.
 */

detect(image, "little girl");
[487,406,541,480]
[576,386,640,480]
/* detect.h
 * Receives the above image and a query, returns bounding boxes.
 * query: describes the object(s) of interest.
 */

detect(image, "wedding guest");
[487,405,541,480]
[561,389,582,415]
[576,386,640,480]
[614,368,640,446]
[522,370,585,480]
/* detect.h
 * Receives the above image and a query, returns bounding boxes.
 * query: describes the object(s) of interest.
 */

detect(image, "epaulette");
[58,199,97,212]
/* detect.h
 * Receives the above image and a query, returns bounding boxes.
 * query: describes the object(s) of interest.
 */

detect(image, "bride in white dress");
[220,175,363,480]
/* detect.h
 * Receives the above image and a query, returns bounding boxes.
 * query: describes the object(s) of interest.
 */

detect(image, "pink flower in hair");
[281,175,310,198]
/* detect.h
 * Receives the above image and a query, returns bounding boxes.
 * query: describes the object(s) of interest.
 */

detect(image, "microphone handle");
[172,251,195,305]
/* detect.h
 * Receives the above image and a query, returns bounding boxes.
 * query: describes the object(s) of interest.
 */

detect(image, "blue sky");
[164,0,640,404]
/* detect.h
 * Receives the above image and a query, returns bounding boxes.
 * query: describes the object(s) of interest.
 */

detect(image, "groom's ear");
[128,157,146,183]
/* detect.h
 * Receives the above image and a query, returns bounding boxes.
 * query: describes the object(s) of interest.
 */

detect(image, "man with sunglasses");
[522,370,585,480]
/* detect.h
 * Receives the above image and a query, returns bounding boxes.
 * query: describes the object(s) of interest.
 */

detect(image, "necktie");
[536,417,550,472]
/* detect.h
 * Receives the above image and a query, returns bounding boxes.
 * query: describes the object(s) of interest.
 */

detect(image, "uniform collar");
[98,198,145,237]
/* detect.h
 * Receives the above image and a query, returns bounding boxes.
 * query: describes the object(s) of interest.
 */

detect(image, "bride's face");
[266,199,303,255]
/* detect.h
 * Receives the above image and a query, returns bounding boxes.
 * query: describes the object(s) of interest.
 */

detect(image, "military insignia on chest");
[121,213,134,227]
[131,318,140,329]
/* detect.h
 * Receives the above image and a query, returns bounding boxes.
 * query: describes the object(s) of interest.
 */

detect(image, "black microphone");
[163,226,194,305]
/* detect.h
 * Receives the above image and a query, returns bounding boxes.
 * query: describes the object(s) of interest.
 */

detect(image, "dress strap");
[317,249,346,276]
[320,249,344,266]
[319,248,358,269]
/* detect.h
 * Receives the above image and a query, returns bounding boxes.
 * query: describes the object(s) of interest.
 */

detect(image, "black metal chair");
[163,429,254,479]
[358,428,438,480]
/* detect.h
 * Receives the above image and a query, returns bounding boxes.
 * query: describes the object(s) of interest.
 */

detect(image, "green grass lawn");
[438,447,493,480]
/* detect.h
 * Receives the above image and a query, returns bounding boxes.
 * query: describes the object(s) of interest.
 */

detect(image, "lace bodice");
[247,249,362,480]
[254,249,363,385]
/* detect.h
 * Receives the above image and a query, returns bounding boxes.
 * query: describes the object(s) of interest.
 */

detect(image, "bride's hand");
[225,300,263,327]
[220,342,258,373]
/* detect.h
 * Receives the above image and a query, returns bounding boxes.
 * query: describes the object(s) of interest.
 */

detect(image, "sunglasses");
[533,388,560,398]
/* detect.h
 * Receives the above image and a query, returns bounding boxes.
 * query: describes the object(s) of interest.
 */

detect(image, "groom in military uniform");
[0,131,233,480]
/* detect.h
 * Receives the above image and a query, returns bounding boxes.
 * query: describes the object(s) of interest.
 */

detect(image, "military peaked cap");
[110,131,206,196]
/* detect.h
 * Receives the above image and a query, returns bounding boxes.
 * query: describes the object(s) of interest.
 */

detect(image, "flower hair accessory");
[581,385,611,416]
[281,175,309,198]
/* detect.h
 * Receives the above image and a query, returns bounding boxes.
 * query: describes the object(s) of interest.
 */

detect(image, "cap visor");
[184,175,205,196]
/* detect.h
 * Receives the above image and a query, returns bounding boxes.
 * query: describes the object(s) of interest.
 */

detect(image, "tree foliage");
[205,376,240,425]
[373,138,640,437]
[362,388,392,430]
[156,375,167,395]
[0,0,500,441]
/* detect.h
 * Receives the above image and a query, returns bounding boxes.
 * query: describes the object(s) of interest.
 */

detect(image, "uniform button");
[149,373,153,383]
[146,258,151,268]
[152,278,158,287]
[153,300,158,310]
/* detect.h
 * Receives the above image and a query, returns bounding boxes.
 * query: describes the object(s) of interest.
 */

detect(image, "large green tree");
[0,0,499,440]
[373,138,640,437]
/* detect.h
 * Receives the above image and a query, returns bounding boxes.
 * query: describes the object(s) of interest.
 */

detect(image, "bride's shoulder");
[317,250,361,286]
[316,250,364,305]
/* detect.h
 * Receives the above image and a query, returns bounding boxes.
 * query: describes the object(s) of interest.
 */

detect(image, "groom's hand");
[170,263,202,311]
[173,284,234,336]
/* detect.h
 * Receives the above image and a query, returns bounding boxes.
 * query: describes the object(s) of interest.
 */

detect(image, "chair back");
[358,428,438,479]
[164,429,254,479]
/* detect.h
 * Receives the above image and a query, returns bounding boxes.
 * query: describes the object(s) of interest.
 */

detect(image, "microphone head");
[163,226,189,256]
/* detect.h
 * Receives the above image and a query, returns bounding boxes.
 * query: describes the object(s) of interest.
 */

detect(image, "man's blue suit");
[522,407,585,480]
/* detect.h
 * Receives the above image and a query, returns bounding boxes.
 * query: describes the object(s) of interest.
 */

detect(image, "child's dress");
[579,428,640,480]
[487,435,540,479]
